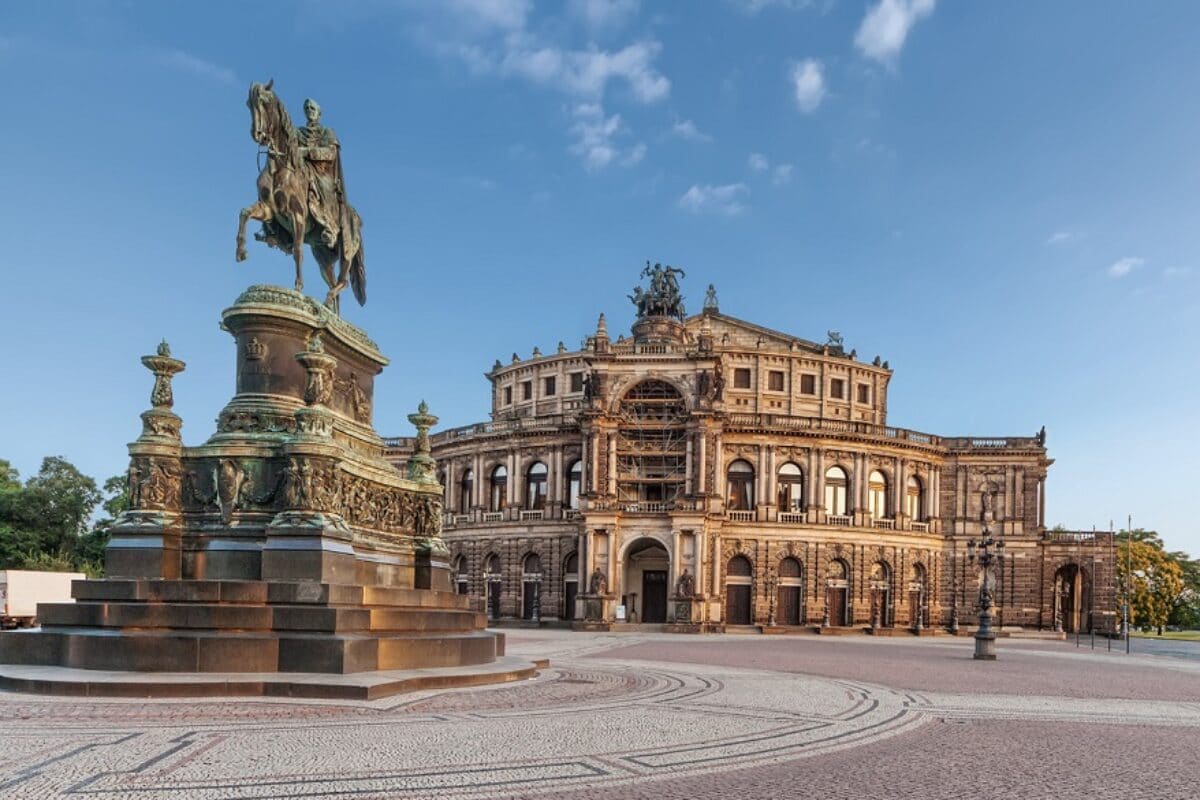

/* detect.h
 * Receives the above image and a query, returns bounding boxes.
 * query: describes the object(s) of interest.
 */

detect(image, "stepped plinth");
[0,286,534,696]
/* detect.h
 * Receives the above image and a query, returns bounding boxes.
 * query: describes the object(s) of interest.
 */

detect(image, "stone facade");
[385,288,1117,635]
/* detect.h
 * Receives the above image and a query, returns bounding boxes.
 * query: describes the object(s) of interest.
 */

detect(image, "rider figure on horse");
[297,98,343,251]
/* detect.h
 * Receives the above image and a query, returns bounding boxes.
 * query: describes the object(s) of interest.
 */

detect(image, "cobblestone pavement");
[1,630,1197,799]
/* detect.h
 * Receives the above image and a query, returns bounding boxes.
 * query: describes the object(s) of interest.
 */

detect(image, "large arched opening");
[777,556,804,625]
[1054,563,1091,633]
[623,537,670,623]
[726,555,754,625]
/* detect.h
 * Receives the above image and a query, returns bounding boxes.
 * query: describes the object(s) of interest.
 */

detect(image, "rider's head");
[303,98,322,124]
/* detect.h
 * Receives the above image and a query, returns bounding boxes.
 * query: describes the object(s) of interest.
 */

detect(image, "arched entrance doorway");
[726,555,754,625]
[562,552,579,621]
[869,561,891,628]
[824,559,850,626]
[777,557,804,625]
[623,538,669,623]
[907,563,927,630]
[1054,564,1091,633]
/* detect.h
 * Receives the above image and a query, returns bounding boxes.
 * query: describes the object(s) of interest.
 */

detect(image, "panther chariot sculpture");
[236,79,367,314]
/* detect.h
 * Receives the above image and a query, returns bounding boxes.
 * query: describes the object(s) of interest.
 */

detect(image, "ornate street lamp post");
[967,523,1005,660]
[531,572,542,624]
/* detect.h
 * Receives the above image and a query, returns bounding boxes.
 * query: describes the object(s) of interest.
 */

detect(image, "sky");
[1,1,1198,554]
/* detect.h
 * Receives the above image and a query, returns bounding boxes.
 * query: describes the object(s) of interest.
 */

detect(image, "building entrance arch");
[1054,563,1091,633]
[622,537,670,623]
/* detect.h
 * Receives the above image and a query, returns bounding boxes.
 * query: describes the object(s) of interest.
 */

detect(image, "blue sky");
[2,1,1197,553]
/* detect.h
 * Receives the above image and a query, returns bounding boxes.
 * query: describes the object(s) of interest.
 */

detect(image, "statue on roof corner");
[629,261,686,320]
[236,79,367,315]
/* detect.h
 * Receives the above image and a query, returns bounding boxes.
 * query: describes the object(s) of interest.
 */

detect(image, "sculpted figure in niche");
[676,568,695,598]
[589,568,608,595]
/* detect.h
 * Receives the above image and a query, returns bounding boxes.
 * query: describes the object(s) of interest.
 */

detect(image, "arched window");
[566,460,583,509]
[779,557,802,578]
[906,475,924,521]
[868,470,888,520]
[523,552,542,574]
[490,465,507,511]
[777,462,804,512]
[727,554,753,577]
[438,470,447,505]
[563,552,579,621]
[726,460,755,511]
[459,469,473,514]
[824,466,848,516]
[525,461,547,509]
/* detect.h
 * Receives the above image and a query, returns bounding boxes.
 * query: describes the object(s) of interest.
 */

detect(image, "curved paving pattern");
[1,630,1197,799]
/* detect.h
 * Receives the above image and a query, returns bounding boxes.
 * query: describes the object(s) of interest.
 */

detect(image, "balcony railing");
[827,514,853,527]
[871,518,895,530]
[727,510,755,522]
[911,521,929,532]
[520,510,545,521]
[482,511,504,523]
[779,512,806,524]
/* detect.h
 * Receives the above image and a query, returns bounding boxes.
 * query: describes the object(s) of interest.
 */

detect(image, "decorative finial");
[557,341,566,354]
[511,352,520,363]
[532,346,542,357]
[703,283,719,313]
[596,313,608,337]
[307,331,325,353]
[406,401,439,484]
[493,358,502,371]
[138,341,186,441]
[157,339,172,357]
[826,330,844,348]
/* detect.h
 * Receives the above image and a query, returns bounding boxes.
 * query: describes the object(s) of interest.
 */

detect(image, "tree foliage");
[1116,529,1195,633]
[0,456,122,578]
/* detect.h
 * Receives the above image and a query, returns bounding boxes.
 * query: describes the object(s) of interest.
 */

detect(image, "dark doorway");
[727,584,752,625]
[642,570,668,623]
[564,580,577,621]
[522,581,538,620]
[779,586,801,625]
[828,586,847,626]
[488,580,502,619]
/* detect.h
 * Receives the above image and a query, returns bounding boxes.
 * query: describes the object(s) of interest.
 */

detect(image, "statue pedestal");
[664,596,702,634]
[0,286,524,696]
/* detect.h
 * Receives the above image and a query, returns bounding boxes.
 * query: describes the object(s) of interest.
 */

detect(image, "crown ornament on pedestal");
[138,340,186,440]
[406,400,439,484]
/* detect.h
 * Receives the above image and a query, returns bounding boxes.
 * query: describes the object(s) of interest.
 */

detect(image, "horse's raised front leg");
[236,202,270,262]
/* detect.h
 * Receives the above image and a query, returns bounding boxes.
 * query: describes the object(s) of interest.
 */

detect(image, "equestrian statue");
[236,80,366,313]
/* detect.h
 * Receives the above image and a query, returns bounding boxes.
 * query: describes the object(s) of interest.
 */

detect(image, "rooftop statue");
[236,80,366,314]
[629,261,686,320]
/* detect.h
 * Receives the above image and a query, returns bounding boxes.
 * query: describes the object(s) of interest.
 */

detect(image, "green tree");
[0,456,103,572]
[1116,530,1187,634]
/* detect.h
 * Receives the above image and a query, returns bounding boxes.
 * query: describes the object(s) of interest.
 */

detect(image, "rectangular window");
[768,370,785,392]
[521,381,532,400]
[504,386,513,405]
[857,384,869,404]
[544,376,556,396]
[733,368,751,389]
[800,374,816,395]
[569,372,584,392]
[830,378,845,399]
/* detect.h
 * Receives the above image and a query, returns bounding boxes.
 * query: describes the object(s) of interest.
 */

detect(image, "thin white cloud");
[1047,230,1075,245]
[569,0,640,31]
[727,0,817,13]
[569,102,645,171]
[748,152,769,172]
[772,163,794,185]
[1163,266,1191,279]
[444,0,531,32]
[854,0,935,66]
[678,183,749,216]
[156,48,237,85]
[501,40,669,103]
[670,118,711,142]
[790,58,826,112]
[1107,257,1144,279]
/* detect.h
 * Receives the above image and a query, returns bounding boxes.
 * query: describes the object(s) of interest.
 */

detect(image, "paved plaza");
[2,630,1198,799]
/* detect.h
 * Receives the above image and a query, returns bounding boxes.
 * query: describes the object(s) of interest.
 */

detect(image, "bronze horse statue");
[236,80,366,312]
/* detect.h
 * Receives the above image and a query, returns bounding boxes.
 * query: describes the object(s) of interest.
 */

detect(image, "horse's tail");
[350,241,366,306]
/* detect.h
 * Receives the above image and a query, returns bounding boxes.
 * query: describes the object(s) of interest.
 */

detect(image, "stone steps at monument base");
[0,628,504,674]
[34,602,485,635]
[71,579,476,612]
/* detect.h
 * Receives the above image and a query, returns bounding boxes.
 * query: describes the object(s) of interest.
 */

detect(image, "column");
[507,450,517,511]
[685,435,694,496]
[446,460,456,516]
[607,431,617,496]
[697,431,707,494]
